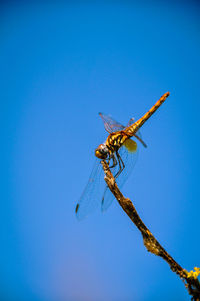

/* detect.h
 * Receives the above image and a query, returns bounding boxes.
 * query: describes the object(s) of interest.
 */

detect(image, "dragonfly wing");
[76,158,103,220]
[99,113,146,146]
[99,113,125,133]
[101,141,139,212]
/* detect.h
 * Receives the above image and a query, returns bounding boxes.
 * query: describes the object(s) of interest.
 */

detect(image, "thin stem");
[101,160,200,301]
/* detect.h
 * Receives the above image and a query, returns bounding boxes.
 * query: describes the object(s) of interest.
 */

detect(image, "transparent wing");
[99,112,125,133]
[99,113,144,142]
[101,140,139,212]
[75,158,103,220]
[76,116,145,219]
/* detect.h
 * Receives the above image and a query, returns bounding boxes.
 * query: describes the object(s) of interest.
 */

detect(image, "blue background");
[1,1,200,300]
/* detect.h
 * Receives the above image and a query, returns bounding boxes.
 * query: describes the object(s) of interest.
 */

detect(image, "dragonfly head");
[95,143,109,159]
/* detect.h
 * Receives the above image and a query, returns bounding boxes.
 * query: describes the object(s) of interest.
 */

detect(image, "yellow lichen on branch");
[185,268,200,280]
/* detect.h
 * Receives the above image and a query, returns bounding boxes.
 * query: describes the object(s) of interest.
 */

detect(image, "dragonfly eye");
[95,144,109,159]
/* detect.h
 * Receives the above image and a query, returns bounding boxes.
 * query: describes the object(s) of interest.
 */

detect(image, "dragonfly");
[75,92,170,220]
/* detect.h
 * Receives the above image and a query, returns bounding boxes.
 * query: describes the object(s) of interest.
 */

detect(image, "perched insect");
[75,92,170,220]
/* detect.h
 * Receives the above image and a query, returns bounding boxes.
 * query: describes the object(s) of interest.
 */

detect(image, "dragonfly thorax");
[95,143,109,159]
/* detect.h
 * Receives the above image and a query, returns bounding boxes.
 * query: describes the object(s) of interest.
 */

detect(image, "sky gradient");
[1,1,200,301]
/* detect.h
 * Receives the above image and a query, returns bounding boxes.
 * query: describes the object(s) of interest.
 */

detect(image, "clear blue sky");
[1,1,200,300]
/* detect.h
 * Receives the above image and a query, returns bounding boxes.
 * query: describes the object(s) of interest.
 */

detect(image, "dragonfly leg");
[105,153,112,168]
[114,152,121,178]
[114,150,125,179]
[109,153,117,169]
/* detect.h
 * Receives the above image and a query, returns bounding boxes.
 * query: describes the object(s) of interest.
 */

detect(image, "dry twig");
[101,160,200,301]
